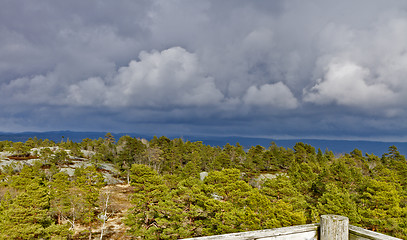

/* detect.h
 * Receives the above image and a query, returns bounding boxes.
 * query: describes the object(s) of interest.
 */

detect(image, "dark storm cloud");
[1,0,407,140]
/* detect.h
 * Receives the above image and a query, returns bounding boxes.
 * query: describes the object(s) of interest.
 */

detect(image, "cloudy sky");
[1,0,407,141]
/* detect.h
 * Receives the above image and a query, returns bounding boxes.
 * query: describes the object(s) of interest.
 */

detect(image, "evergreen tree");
[49,172,72,226]
[74,165,105,239]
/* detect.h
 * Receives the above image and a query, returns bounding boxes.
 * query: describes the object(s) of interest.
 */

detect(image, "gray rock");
[211,193,223,200]
[103,172,124,184]
[60,167,76,176]
[200,171,208,181]
[250,173,285,188]
[0,150,124,185]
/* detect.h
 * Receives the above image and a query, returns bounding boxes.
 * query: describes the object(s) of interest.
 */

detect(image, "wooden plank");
[349,225,402,240]
[182,218,402,240]
[257,231,317,240]
[182,224,319,240]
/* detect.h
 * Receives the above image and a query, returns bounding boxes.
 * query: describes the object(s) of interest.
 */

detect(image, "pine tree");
[74,165,105,239]
[49,172,72,226]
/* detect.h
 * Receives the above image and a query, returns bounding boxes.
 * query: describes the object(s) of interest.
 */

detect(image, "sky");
[1,0,407,141]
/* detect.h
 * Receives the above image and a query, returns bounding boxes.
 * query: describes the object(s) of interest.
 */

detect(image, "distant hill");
[187,136,407,157]
[0,131,406,157]
[0,131,112,143]
[0,131,150,144]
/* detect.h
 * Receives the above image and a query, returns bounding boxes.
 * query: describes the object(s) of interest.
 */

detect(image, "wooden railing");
[183,215,401,240]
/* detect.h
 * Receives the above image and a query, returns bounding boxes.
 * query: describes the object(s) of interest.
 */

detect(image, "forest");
[0,134,406,239]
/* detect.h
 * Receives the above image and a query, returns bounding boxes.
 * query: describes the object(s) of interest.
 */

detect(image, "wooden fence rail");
[182,215,401,240]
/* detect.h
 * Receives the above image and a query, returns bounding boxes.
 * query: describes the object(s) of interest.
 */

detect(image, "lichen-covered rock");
[200,171,208,181]
[250,173,285,188]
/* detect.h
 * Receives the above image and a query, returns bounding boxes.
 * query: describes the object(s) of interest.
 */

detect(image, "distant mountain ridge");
[0,131,406,157]
[184,136,407,157]
[0,131,150,144]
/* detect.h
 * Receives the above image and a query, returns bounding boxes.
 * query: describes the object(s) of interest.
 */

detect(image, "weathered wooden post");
[320,215,349,240]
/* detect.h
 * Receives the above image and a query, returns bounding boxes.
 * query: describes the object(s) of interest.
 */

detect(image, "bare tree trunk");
[127,170,130,184]
[67,206,76,230]
[88,225,92,240]
[100,193,110,240]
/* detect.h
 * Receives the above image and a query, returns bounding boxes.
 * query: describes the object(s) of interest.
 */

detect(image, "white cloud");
[68,77,107,106]
[68,47,224,108]
[0,73,62,105]
[243,82,298,109]
[304,61,397,108]
[304,14,407,115]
